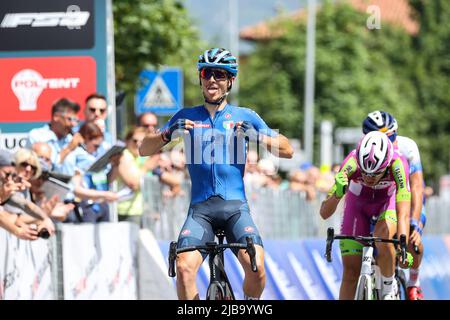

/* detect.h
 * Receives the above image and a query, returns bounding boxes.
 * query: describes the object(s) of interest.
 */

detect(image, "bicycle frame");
[325,227,407,300]
[168,233,257,300]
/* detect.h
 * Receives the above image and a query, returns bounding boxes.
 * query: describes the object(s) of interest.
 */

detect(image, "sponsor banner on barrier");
[0,230,53,300]
[61,223,138,300]
[62,224,101,300]
[158,237,450,300]
[418,236,450,300]
[0,56,96,122]
[96,223,138,299]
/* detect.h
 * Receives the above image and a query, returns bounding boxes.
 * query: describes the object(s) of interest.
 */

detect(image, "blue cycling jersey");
[161,104,277,204]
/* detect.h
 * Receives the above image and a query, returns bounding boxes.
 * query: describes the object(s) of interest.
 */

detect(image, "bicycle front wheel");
[206,282,225,300]
[395,273,408,300]
[355,275,374,300]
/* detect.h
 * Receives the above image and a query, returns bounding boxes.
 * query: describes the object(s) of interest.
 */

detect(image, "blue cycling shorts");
[177,196,263,259]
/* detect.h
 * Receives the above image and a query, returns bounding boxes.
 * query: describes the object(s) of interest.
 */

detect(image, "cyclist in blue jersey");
[140,48,293,300]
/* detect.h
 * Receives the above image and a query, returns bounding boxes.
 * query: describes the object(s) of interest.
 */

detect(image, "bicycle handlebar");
[168,236,258,277]
[325,227,409,264]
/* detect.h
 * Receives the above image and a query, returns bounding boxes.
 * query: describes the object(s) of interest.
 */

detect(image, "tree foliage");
[113,0,205,121]
[239,0,449,185]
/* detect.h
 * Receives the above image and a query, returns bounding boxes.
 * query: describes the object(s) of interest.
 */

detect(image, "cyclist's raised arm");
[139,132,167,156]
[392,156,412,241]
[140,110,194,157]
[238,108,293,159]
[320,153,357,219]
[259,133,293,159]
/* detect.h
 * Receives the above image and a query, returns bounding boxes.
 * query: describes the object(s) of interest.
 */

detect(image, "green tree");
[408,0,450,185]
[113,0,204,130]
[239,1,419,169]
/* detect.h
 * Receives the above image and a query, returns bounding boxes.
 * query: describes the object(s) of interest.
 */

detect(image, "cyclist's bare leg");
[238,245,266,299]
[373,219,397,297]
[176,250,203,300]
[339,255,361,300]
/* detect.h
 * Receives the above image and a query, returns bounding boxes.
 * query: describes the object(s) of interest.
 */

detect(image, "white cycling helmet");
[356,131,393,174]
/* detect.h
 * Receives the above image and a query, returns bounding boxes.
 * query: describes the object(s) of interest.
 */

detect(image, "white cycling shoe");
[382,280,399,300]
[382,293,397,300]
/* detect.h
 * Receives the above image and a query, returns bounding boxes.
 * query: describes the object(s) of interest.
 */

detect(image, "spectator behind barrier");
[111,126,181,227]
[30,143,75,222]
[26,98,81,174]
[73,92,112,156]
[0,149,55,238]
[137,112,158,134]
[65,121,119,223]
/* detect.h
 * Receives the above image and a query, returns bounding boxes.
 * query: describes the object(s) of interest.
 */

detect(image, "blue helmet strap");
[388,131,397,142]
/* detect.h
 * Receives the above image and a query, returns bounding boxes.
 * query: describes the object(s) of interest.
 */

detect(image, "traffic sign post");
[135,68,183,116]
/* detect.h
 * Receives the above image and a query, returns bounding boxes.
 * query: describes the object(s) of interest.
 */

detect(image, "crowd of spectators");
[0,94,185,241]
[0,93,343,242]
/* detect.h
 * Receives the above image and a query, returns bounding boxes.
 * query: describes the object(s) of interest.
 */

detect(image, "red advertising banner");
[0,56,96,122]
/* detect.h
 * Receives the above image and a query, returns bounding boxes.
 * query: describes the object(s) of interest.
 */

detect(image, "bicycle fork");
[356,246,380,300]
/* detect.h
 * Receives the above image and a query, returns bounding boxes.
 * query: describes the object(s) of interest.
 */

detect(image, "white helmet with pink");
[356,131,393,174]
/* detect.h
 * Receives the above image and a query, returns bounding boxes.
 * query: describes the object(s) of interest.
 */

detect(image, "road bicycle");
[168,230,258,300]
[325,227,410,300]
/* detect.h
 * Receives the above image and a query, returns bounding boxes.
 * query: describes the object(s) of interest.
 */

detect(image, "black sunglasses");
[89,107,106,114]
[19,162,37,172]
[361,169,386,178]
[200,68,229,81]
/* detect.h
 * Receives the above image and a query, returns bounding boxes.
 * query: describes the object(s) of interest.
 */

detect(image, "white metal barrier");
[141,176,445,241]
[0,222,139,300]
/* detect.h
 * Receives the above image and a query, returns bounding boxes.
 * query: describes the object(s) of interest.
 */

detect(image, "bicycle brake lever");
[168,241,177,277]
[245,237,258,272]
[325,228,334,262]
[399,234,407,264]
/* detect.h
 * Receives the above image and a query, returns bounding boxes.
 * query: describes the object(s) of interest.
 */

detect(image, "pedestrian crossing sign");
[135,68,183,116]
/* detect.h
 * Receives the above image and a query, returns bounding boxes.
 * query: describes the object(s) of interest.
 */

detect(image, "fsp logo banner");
[0,0,94,51]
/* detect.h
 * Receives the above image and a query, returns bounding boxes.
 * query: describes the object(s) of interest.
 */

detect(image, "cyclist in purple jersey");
[139,48,293,300]
[363,110,426,300]
[320,131,411,299]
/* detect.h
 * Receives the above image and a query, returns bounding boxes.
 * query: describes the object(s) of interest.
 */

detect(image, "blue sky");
[182,0,305,53]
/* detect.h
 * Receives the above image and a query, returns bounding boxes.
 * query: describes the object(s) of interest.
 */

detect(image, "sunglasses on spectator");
[141,123,156,128]
[200,68,229,81]
[59,113,79,123]
[89,107,107,114]
[4,172,22,183]
[19,162,37,172]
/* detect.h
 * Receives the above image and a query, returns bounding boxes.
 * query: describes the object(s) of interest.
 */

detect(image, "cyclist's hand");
[410,229,422,247]
[236,121,259,142]
[334,171,348,198]
[410,219,423,247]
[398,251,414,269]
[161,119,194,142]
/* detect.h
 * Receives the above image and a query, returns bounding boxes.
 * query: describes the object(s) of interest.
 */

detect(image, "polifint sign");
[0,56,96,122]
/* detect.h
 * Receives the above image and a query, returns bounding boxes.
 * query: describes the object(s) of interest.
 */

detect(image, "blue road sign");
[135,68,183,116]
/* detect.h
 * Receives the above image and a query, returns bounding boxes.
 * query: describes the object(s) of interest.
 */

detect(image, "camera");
[37,228,50,239]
